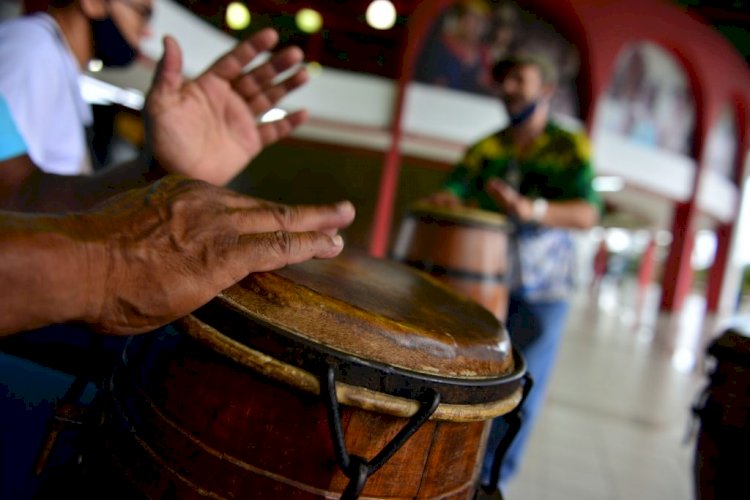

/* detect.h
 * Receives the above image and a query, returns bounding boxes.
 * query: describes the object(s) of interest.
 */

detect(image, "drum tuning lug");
[322,364,441,499]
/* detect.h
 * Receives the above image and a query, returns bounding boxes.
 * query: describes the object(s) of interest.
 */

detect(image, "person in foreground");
[0,174,354,337]
[0,23,355,337]
[424,53,601,491]
[0,26,354,498]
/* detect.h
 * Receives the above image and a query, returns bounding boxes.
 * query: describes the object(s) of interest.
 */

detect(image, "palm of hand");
[146,30,308,187]
[151,74,261,186]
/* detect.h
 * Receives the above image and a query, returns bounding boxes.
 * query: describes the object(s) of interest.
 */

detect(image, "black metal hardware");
[321,364,441,500]
[400,258,506,284]
[484,372,534,495]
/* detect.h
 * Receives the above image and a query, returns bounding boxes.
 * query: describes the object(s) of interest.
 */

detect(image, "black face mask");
[90,16,138,68]
[508,99,539,127]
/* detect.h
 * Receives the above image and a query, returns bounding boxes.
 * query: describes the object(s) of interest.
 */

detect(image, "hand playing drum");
[0,175,355,337]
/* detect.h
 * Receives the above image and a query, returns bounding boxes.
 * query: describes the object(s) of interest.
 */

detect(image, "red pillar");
[368,78,407,258]
[659,202,696,311]
[706,99,748,313]
[306,31,323,64]
[637,237,656,290]
[705,222,734,313]
[367,0,456,258]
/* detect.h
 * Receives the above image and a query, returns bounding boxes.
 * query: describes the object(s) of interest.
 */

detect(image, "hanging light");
[366,0,397,30]
[296,8,323,34]
[307,61,323,77]
[226,2,251,31]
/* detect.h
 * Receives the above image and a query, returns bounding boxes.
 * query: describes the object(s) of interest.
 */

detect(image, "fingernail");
[337,201,354,213]
[332,235,344,247]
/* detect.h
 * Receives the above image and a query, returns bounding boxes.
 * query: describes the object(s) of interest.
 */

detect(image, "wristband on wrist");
[531,198,548,223]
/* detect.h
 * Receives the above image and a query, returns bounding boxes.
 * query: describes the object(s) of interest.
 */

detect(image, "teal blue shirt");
[0,96,27,161]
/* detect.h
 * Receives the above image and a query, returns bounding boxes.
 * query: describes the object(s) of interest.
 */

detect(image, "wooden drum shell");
[99,330,495,499]
[93,252,523,499]
[694,326,750,500]
[393,205,509,321]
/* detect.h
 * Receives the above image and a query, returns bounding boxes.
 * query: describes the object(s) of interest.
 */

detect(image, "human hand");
[146,28,309,186]
[485,177,533,221]
[79,176,354,335]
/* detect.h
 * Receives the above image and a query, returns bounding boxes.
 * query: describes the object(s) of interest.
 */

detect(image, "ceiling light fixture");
[366,0,397,30]
[296,8,323,34]
[226,2,251,31]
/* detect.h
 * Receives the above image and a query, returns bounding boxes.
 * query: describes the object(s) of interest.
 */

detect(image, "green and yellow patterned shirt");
[444,122,600,210]
[442,122,601,301]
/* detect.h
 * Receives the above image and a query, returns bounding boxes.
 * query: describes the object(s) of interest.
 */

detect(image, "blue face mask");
[91,16,138,68]
[508,99,539,127]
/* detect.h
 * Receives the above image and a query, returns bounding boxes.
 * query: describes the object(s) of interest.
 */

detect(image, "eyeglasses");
[113,0,153,22]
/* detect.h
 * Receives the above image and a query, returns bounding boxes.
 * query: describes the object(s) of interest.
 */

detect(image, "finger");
[241,231,345,273]
[486,178,515,203]
[150,36,184,96]
[206,28,279,82]
[233,46,305,99]
[232,201,356,234]
[442,195,461,208]
[246,70,309,117]
[256,109,309,147]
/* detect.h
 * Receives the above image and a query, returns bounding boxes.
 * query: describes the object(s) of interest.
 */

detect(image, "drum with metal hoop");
[392,202,510,321]
[94,250,525,499]
[693,323,750,500]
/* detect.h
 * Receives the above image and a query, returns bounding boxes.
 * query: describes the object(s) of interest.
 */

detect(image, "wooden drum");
[95,251,524,499]
[693,324,750,500]
[392,202,510,321]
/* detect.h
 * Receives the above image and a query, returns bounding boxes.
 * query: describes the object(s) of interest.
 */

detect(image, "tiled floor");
[504,278,736,500]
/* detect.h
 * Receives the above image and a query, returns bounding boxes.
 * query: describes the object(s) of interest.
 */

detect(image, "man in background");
[425,54,601,492]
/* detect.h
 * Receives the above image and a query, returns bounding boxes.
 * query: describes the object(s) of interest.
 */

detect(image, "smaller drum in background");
[693,322,750,500]
[392,202,510,321]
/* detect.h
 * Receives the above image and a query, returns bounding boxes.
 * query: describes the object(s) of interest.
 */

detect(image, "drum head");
[408,201,508,229]
[709,323,750,366]
[189,250,522,407]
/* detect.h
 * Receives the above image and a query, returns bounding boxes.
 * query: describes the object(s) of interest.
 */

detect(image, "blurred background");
[10,0,748,319]
[3,1,749,498]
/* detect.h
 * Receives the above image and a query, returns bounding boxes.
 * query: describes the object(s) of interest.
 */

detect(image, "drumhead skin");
[407,201,508,229]
[189,250,521,406]
[708,324,750,365]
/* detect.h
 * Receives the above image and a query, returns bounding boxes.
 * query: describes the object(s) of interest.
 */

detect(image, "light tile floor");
[504,278,736,500]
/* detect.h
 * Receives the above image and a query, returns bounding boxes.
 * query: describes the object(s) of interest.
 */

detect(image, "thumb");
[151,36,184,95]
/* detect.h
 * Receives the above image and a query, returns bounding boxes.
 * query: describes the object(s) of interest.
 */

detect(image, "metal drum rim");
[407,201,509,230]
[177,314,525,421]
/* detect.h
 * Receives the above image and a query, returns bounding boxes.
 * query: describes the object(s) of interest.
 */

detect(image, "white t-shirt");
[0,13,92,175]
